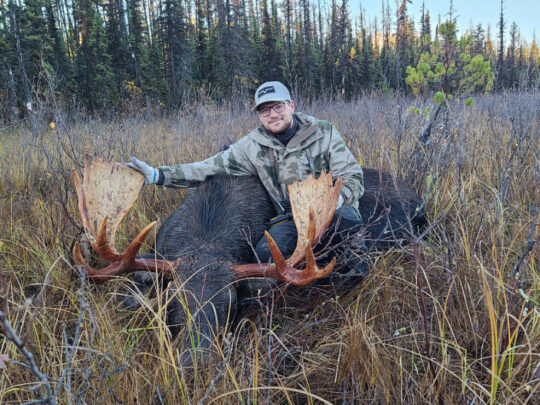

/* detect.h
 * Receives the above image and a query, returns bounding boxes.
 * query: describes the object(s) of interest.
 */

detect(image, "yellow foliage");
[350,46,356,62]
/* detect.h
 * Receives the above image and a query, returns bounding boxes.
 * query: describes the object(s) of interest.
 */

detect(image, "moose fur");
[127,168,425,364]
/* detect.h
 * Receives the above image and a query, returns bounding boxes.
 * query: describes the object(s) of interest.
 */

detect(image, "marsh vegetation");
[0,92,538,403]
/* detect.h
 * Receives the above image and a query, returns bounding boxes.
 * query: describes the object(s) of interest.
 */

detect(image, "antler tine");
[73,242,88,268]
[300,241,336,285]
[93,216,121,262]
[305,240,316,272]
[121,221,158,265]
[93,216,158,265]
[265,230,289,270]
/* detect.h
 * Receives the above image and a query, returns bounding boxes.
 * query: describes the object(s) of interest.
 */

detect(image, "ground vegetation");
[0,92,538,403]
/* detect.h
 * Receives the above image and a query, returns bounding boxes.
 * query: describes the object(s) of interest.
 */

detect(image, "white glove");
[337,194,344,208]
[126,157,158,185]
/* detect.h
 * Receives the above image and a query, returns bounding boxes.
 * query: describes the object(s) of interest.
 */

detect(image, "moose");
[73,156,425,364]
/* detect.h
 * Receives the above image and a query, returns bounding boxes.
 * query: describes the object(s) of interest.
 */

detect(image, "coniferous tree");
[406,17,493,97]
[419,1,431,54]
[8,0,53,112]
[193,0,208,84]
[395,0,411,90]
[379,0,393,89]
[472,24,485,57]
[74,0,117,111]
[336,0,351,96]
[297,0,315,94]
[126,0,146,86]
[282,0,293,75]
[225,0,255,94]
[1,0,538,116]
[45,0,70,90]
[506,21,518,88]
[0,1,18,120]
[528,35,539,88]
[358,24,376,92]
[496,0,505,87]
[106,0,130,98]
[259,0,283,82]
[161,0,193,105]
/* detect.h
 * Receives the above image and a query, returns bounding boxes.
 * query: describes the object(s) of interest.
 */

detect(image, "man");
[128,81,368,276]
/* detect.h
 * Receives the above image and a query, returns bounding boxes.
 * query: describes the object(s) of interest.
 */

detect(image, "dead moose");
[72,156,425,363]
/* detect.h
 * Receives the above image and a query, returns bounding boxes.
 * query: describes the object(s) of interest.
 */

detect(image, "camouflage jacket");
[159,113,364,212]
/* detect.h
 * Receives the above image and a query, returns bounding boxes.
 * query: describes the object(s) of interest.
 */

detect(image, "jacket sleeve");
[327,125,364,204]
[158,137,257,188]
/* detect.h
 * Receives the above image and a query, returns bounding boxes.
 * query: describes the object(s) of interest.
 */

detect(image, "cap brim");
[252,97,290,111]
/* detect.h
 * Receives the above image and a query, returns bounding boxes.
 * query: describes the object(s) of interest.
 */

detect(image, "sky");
[354,0,539,43]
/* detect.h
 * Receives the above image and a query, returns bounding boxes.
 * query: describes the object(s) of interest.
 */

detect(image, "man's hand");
[126,157,158,185]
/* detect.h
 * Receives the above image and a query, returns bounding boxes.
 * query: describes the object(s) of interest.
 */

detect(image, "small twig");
[23,399,57,405]
[0,255,8,314]
[155,386,164,405]
[54,265,89,399]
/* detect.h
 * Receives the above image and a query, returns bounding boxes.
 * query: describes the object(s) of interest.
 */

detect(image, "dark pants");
[254,205,364,269]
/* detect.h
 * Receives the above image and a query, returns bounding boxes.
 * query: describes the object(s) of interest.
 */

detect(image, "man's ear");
[289,100,295,113]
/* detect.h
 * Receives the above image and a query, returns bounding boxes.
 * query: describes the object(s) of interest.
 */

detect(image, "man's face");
[257,100,295,134]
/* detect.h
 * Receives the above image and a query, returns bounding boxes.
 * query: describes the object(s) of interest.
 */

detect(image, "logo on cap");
[257,86,275,97]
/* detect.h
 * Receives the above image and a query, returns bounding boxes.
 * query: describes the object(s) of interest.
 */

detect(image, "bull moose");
[72,156,425,364]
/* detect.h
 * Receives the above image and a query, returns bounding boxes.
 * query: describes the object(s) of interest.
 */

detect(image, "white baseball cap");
[253,81,291,110]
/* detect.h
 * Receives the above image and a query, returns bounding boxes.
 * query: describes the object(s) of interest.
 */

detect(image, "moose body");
[126,168,425,363]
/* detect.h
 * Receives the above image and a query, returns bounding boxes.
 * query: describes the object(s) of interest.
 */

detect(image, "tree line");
[1,0,539,121]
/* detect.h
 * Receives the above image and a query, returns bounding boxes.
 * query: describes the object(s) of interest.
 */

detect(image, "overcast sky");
[354,0,538,43]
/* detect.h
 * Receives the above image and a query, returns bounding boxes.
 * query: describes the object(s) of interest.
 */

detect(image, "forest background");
[0,0,539,120]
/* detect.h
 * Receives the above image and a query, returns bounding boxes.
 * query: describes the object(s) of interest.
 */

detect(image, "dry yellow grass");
[0,93,538,403]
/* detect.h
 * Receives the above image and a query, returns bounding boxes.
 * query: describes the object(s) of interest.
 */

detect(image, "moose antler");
[72,155,176,283]
[231,171,342,286]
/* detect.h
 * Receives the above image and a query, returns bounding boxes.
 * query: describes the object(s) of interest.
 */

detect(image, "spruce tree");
[506,22,518,88]
[161,0,193,105]
[496,0,505,87]
[0,1,18,120]
[74,0,117,111]
[106,0,131,98]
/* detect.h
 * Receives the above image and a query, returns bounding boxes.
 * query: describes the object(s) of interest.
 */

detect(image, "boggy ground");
[0,92,538,403]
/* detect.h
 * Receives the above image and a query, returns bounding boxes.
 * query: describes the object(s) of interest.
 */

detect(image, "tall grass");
[0,92,538,403]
